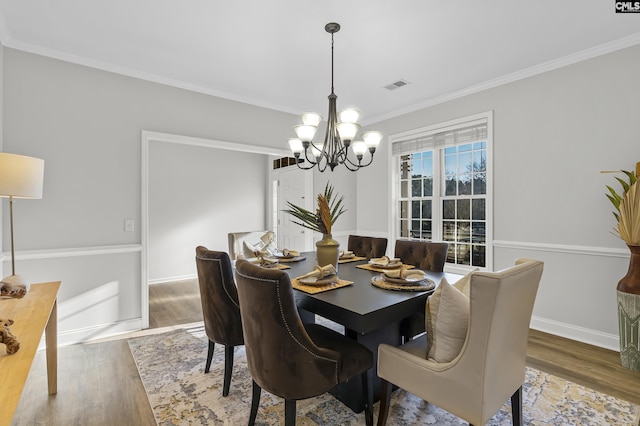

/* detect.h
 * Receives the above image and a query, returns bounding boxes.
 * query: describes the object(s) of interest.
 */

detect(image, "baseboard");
[149,274,198,285]
[531,315,620,352]
[44,318,144,349]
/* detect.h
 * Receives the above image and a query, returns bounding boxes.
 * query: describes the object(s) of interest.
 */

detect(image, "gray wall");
[357,44,640,349]
[148,141,268,283]
[1,47,307,343]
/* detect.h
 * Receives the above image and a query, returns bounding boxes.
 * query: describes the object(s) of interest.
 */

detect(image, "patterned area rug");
[128,325,640,426]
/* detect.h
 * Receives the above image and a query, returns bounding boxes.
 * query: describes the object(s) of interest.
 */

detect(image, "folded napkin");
[281,248,300,257]
[370,255,401,266]
[298,264,337,280]
[339,250,354,259]
[383,266,426,280]
[258,256,279,267]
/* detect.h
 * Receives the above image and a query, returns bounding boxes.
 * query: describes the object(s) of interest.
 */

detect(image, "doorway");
[141,131,291,329]
[272,166,314,252]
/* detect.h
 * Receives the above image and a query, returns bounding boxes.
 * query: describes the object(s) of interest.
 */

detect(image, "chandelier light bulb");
[362,131,384,149]
[301,112,323,127]
[351,141,367,157]
[311,144,323,159]
[336,122,360,142]
[288,138,304,154]
[337,109,361,124]
[294,125,317,143]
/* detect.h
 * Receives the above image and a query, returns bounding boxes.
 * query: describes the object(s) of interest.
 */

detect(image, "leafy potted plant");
[605,161,640,371]
[284,183,346,268]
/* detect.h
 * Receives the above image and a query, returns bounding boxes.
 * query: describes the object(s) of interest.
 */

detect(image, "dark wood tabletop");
[285,252,461,335]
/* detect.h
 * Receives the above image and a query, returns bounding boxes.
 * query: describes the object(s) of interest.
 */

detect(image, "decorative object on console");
[0,152,45,297]
[604,161,640,371]
[0,318,20,354]
[284,183,345,269]
[287,22,383,172]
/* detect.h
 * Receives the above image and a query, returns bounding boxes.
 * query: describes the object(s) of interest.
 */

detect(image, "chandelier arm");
[294,156,319,170]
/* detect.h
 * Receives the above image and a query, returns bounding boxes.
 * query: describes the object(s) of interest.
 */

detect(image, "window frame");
[388,111,493,272]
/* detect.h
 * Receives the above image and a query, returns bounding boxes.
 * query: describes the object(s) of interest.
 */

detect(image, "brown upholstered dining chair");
[394,239,448,271]
[195,246,244,397]
[348,235,388,259]
[394,240,449,342]
[234,259,374,426]
[377,259,544,426]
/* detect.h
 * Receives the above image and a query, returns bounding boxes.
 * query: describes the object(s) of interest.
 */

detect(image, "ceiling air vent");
[384,79,410,91]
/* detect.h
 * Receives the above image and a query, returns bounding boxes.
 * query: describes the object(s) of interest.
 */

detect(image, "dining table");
[279,251,463,413]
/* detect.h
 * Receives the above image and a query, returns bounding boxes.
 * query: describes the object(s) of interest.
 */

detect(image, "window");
[392,112,492,269]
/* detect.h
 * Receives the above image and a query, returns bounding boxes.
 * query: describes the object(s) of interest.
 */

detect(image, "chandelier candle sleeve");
[288,22,383,172]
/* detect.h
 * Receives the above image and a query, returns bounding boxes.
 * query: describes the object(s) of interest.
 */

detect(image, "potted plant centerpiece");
[284,183,346,269]
[605,161,640,371]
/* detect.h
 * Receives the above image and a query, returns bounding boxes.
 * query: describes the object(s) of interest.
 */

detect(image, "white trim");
[530,315,619,351]
[388,111,494,270]
[149,273,197,286]
[493,240,629,258]
[364,33,640,125]
[0,244,141,261]
[51,318,144,348]
[140,131,289,329]
[2,39,303,117]
[141,131,291,157]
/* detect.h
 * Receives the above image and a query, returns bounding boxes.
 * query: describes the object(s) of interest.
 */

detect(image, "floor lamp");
[0,152,45,296]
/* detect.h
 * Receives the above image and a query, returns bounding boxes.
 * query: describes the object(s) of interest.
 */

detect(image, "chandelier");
[288,22,383,172]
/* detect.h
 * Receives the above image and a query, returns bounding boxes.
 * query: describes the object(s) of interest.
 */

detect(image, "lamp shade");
[0,153,45,199]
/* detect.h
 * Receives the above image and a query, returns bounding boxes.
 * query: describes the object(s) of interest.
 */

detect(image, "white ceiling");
[1,0,640,124]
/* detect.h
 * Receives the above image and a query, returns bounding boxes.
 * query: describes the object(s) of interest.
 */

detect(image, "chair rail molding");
[492,240,629,258]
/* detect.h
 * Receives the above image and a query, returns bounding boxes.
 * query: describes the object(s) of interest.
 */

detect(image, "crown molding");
[363,33,640,126]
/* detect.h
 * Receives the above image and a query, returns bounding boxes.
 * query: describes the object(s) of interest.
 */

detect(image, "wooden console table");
[0,281,60,426]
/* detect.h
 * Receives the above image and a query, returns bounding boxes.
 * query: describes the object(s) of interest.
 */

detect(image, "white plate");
[299,275,338,286]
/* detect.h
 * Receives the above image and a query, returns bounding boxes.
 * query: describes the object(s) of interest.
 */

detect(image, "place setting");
[291,264,353,294]
[251,248,306,270]
[337,250,367,264]
[357,255,415,272]
[371,265,436,292]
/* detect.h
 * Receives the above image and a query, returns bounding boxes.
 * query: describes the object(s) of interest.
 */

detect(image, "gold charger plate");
[357,263,415,273]
[371,275,435,292]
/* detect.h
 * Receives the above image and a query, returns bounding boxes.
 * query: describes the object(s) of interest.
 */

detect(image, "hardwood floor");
[11,279,640,425]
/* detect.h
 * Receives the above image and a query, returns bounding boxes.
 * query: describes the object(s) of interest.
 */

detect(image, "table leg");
[45,298,58,395]
[329,320,403,413]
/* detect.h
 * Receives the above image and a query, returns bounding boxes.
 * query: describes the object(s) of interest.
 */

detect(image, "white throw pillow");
[425,277,470,362]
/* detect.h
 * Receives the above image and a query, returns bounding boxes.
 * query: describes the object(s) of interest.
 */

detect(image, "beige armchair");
[227,230,275,261]
[377,258,544,426]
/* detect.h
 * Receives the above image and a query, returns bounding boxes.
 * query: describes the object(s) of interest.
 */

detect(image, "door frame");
[140,130,290,329]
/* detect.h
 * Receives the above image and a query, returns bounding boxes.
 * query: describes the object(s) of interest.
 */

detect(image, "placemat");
[292,278,353,294]
[357,263,416,273]
[252,262,291,270]
[371,275,435,292]
[338,255,367,264]
[271,255,306,263]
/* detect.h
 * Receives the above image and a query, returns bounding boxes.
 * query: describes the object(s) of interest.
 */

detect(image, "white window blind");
[392,119,488,156]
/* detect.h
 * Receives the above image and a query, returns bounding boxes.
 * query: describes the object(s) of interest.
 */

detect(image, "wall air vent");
[384,79,410,91]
